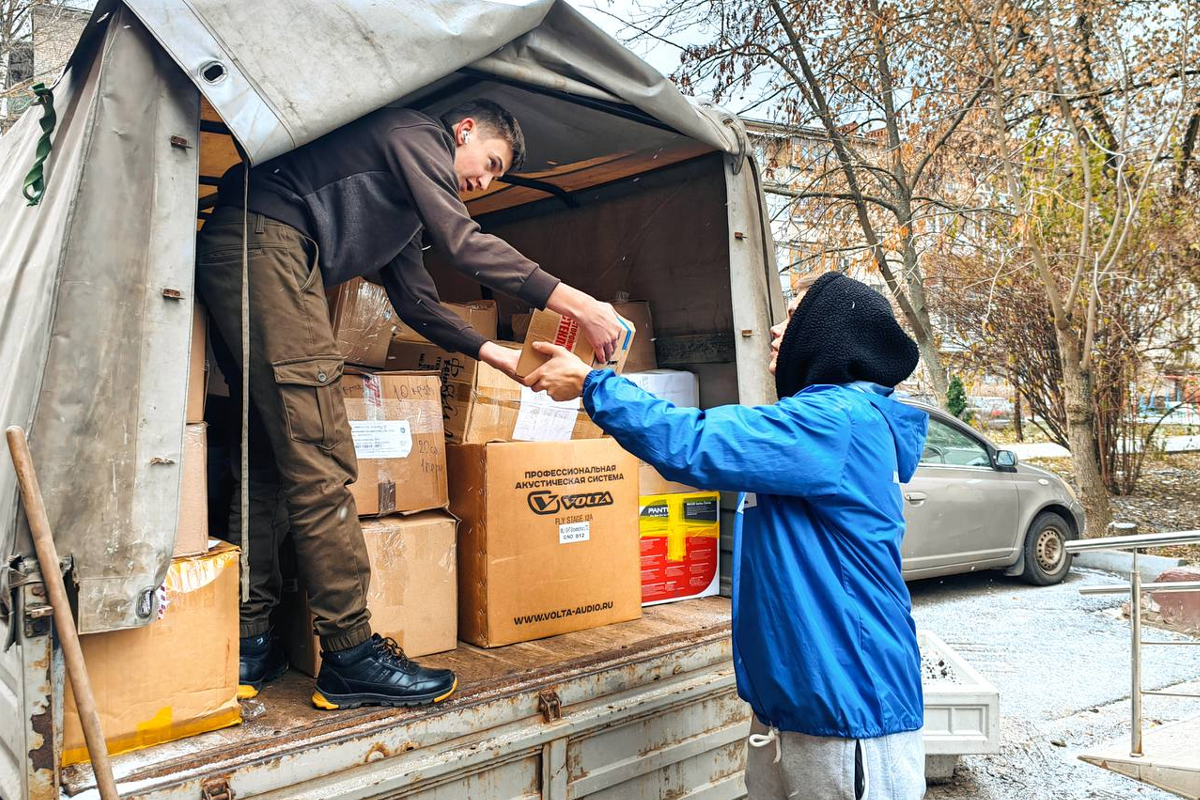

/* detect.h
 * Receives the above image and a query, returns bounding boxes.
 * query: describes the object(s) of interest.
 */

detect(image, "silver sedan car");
[900,401,1086,585]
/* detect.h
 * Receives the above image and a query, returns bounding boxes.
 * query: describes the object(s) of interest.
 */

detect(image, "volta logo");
[527,490,614,515]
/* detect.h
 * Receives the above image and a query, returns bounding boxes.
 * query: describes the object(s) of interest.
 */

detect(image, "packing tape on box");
[164,546,239,595]
[363,373,384,421]
[347,397,444,435]
[61,702,243,767]
[377,469,397,515]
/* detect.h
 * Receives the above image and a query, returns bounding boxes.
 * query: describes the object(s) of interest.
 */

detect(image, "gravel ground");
[1028,452,1200,563]
[910,566,1200,800]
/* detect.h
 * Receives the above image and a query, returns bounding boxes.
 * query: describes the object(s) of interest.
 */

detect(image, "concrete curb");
[1074,549,1187,583]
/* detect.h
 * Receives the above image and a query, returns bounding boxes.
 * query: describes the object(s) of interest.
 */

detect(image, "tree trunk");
[1057,330,1110,536]
[1012,379,1024,442]
[900,231,950,407]
[915,336,949,406]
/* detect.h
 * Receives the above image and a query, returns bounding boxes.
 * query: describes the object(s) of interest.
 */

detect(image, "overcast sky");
[575,1,782,118]
[575,2,688,79]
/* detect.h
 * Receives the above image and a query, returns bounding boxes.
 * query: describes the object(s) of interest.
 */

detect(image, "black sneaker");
[238,630,289,699]
[312,634,457,710]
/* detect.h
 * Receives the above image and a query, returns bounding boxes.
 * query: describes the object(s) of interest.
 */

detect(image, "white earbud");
[462,131,470,144]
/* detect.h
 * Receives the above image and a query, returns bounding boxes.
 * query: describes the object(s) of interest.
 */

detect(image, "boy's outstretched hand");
[524,342,592,401]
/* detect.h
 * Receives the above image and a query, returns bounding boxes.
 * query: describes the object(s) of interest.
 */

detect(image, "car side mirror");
[995,450,1017,468]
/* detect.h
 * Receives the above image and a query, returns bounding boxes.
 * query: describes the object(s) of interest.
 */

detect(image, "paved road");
[910,566,1200,799]
[1008,435,1200,460]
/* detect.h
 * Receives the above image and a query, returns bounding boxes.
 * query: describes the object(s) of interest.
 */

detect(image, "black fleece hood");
[774,271,921,399]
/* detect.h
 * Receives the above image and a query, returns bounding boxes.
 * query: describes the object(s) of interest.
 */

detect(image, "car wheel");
[1019,512,1074,586]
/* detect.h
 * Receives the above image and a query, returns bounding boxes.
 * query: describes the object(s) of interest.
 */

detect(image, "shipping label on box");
[343,370,448,516]
[387,339,603,444]
[447,439,642,646]
[394,299,498,344]
[515,309,636,379]
[328,277,398,368]
[62,542,241,766]
[639,491,720,606]
[279,512,458,675]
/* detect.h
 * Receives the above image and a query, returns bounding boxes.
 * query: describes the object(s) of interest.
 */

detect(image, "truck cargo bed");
[62,597,739,799]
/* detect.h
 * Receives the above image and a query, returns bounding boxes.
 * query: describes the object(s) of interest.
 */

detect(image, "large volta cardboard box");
[174,423,209,558]
[515,309,636,380]
[638,492,720,606]
[187,303,207,423]
[624,370,702,495]
[394,299,498,344]
[62,542,241,766]
[612,301,657,373]
[447,439,642,646]
[328,277,398,368]
[280,512,458,676]
[342,371,447,516]
[387,340,602,444]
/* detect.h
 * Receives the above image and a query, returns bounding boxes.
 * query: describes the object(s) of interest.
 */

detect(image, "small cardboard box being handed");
[515,309,636,379]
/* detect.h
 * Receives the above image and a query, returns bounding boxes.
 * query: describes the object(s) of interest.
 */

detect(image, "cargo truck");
[0,2,777,798]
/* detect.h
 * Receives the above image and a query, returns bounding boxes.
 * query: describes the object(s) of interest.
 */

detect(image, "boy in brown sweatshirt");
[198,99,623,709]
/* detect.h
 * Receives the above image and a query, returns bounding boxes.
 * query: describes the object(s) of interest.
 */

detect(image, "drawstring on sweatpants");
[748,724,781,764]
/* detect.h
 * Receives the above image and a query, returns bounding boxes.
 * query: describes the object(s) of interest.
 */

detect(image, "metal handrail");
[1080,580,1200,595]
[1065,523,1200,758]
[1064,529,1200,552]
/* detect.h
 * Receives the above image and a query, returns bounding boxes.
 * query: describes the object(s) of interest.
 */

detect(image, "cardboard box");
[623,371,702,494]
[637,461,698,496]
[515,309,636,379]
[639,492,720,606]
[328,277,398,368]
[386,340,603,444]
[613,301,657,373]
[174,423,209,557]
[395,299,498,344]
[343,370,448,516]
[624,369,699,407]
[280,512,458,676]
[510,312,532,342]
[187,303,208,422]
[62,542,241,766]
[447,439,642,646]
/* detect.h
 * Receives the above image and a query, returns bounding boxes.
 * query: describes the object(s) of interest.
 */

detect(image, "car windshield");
[921,418,992,467]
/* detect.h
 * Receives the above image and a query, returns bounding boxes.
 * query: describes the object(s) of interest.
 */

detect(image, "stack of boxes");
[69,287,721,763]
[277,367,459,673]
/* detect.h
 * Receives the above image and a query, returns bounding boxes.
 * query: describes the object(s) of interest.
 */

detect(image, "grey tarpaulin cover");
[0,0,740,635]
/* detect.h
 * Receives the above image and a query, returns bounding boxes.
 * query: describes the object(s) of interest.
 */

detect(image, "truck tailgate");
[62,598,744,799]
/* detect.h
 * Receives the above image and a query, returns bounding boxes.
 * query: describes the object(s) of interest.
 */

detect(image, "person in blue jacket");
[525,271,930,800]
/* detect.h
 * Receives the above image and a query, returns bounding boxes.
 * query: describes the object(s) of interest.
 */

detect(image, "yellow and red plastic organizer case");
[638,492,720,606]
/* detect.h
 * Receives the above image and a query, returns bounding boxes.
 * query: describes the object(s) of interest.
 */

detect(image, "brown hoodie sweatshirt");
[216,107,559,358]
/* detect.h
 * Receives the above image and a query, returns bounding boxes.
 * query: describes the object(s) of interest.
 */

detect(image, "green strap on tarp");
[22,83,57,207]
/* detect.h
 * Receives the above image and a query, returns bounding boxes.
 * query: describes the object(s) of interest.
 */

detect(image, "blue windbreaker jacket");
[582,370,929,738]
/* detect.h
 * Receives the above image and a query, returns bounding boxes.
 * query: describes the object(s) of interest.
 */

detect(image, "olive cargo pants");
[196,206,372,652]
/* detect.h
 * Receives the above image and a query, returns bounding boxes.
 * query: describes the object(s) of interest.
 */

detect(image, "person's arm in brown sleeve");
[384,120,625,361]
[381,237,520,377]
[384,122,559,307]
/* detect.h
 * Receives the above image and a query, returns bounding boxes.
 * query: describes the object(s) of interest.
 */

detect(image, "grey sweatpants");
[745,717,926,800]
